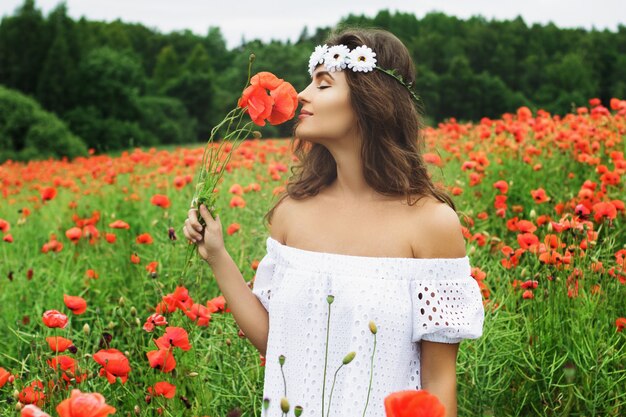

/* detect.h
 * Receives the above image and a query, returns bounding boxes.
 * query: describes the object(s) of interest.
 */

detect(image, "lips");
[300,110,313,116]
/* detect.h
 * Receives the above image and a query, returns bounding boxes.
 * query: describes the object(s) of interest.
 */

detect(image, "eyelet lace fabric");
[251,236,485,416]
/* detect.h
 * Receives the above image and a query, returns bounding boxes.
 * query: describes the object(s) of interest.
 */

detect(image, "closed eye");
[317,86,330,90]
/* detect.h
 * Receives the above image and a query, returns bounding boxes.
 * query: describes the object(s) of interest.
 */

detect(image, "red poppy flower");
[64,295,87,315]
[143,313,167,332]
[47,355,87,383]
[18,380,46,405]
[136,233,153,244]
[56,389,116,417]
[46,336,74,353]
[41,187,57,201]
[109,220,130,229]
[146,261,158,274]
[150,194,171,209]
[93,349,131,384]
[154,327,191,351]
[237,71,298,126]
[184,303,212,326]
[207,295,226,313]
[21,404,51,417]
[616,317,626,332]
[147,381,176,399]
[0,218,10,233]
[131,253,140,264]
[384,389,445,417]
[0,367,10,388]
[42,310,68,328]
[146,348,176,373]
[65,227,82,243]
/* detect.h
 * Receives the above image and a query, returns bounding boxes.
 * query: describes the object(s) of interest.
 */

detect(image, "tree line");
[1,0,624,161]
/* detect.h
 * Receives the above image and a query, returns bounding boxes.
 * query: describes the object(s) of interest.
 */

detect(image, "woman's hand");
[182,204,225,266]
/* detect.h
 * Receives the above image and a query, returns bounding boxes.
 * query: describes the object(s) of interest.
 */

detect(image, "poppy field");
[1,98,626,417]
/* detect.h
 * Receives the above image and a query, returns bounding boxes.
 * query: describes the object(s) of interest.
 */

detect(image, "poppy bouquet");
[182,53,298,273]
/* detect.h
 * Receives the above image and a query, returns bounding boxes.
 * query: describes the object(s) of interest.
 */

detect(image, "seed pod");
[294,405,303,416]
[279,355,285,366]
[342,351,356,365]
[280,397,290,413]
[369,321,378,334]
[262,398,270,410]
[326,295,334,304]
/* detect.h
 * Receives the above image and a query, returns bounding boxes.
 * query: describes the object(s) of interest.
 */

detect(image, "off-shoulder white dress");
[252,236,484,417]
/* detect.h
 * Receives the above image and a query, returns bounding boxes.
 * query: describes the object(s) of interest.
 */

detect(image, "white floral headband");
[308,43,421,105]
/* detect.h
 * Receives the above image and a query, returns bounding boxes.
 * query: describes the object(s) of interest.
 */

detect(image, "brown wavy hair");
[263,26,457,228]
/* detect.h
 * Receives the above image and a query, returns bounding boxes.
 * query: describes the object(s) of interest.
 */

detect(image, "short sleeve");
[410,258,485,344]
[251,249,277,312]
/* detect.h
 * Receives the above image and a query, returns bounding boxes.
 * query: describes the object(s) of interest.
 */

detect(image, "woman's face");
[295,64,358,143]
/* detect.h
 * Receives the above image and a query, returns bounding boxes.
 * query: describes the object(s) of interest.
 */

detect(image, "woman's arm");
[420,341,460,417]
[207,250,270,356]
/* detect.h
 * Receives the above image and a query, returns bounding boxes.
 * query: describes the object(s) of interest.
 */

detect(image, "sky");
[1,0,623,50]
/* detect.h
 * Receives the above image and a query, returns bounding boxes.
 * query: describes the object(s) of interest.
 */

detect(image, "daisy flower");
[308,44,329,76]
[347,45,377,72]
[323,44,351,72]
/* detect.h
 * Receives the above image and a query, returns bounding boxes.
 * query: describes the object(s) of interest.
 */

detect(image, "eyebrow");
[313,70,335,81]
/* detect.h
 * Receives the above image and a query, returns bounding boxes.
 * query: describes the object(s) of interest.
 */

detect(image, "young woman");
[183,27,485,417]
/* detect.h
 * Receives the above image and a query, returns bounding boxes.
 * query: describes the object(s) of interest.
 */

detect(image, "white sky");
[1,0,623,50]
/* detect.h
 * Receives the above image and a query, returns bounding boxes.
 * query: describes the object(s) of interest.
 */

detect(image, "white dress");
[252,236,485,417]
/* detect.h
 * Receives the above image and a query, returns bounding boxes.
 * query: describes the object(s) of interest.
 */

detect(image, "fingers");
[183,219,202,242]
[199,204,218,223]
[186,208,204,241]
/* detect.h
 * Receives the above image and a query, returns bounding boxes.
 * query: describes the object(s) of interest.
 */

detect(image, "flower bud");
[12,390,19,400]
[134,405,141,415]
[342,351,356,365]
[252,131,262,139]
[187,372,199,377]
[529,209,537,219]
[278,355,285,366]
[83,323,90,335]
[280,397,289,413]
[130,307,137,316]
[225,338,231,347]
[369,320,378,334]
[118,296,125,307]
[326,295,334,304]
[14,402,23,411]
[249,53,256,63]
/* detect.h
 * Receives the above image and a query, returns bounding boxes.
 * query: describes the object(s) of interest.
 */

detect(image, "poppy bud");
[134,405,141,415]
[294,405,303,416]
[106,321,117,330]
[369,321,377,334]
[225,338,231,346]
[280,397,289,413]
[253,131,262,139]
[12,390,19,400]
[135,317,141,327]
[83,323,90,335]
[529,209,537,219]
[187,372,199,377]
[342,351,356,365]
[130,306,137,316]
[249,53,256,63]
[14,402,22,411]
[119,297,125,307]
[145,395,152,404]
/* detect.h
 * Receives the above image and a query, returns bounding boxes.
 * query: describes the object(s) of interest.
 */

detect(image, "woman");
[183,27,484,417]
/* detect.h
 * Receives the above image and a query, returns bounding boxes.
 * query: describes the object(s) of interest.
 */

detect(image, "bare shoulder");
[409,196,467,259]
[268,194,297,245]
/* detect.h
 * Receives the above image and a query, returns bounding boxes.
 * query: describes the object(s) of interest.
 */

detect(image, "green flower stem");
[321,300,332,417]
[326,363,344,417]
[361,333,377,417]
